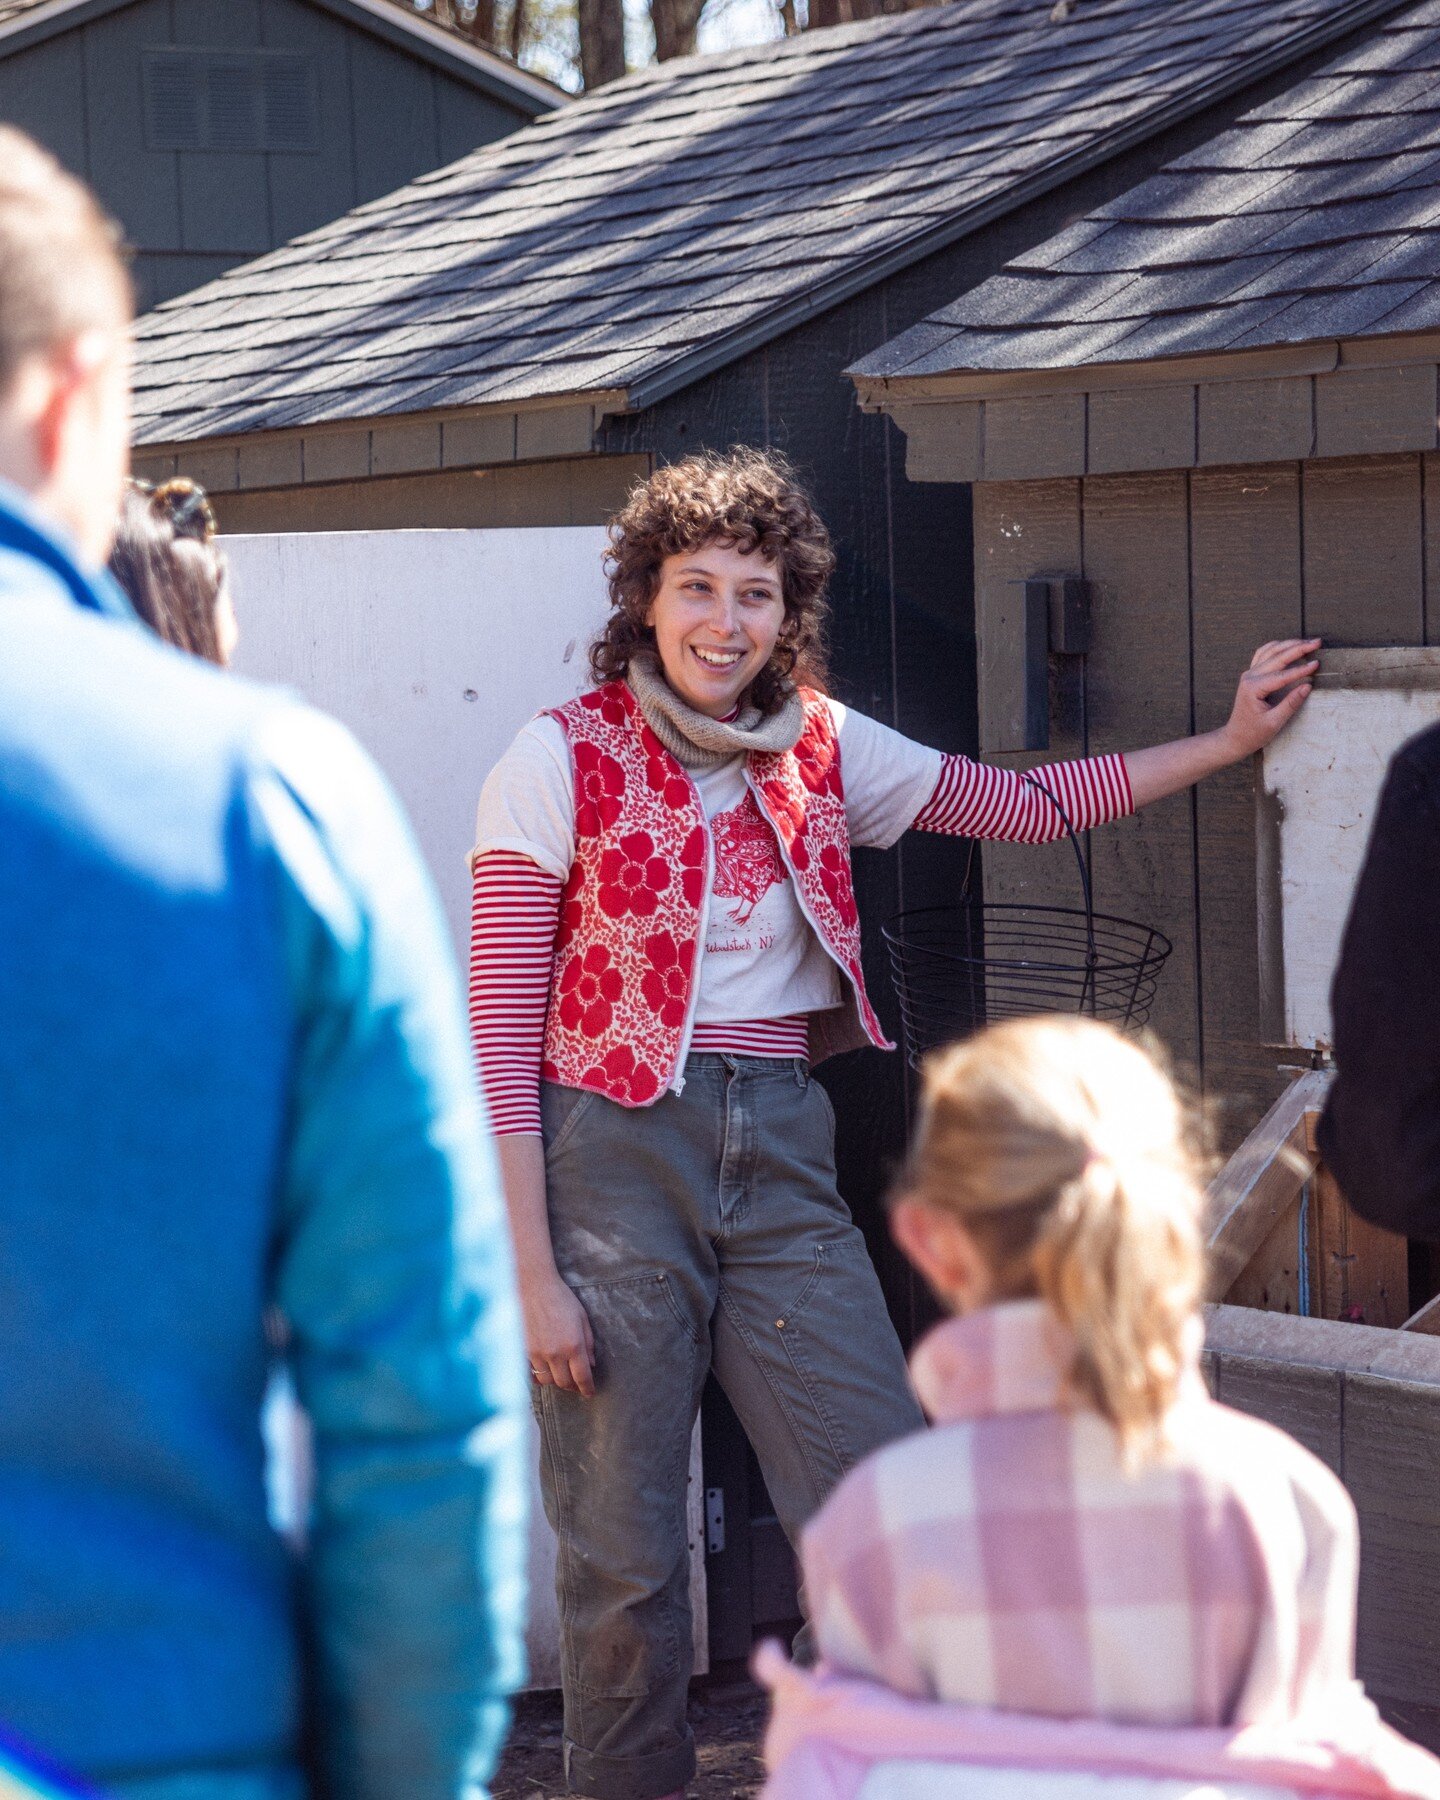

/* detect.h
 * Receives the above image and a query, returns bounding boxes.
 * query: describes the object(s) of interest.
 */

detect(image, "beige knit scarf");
[626,649,805,772]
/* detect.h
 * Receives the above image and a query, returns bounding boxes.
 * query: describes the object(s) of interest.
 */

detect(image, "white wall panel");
[226,526,707,1687]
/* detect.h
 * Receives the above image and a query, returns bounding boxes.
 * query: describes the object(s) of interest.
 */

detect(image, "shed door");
[223,526,709,1687]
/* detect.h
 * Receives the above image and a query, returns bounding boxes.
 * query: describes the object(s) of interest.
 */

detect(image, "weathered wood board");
[1208,1306,1440,1751]
[968,451,1440,1150]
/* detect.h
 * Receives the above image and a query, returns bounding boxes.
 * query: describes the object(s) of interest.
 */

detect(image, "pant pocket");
[774,1230,921,1473]
[540,1080,599,1162]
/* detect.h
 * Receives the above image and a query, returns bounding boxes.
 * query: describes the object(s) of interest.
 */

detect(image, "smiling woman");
[592,449,832,716]
[465,447,1319,1800]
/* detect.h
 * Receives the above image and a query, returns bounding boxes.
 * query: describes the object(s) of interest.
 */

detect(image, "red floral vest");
[540,680,890,1108]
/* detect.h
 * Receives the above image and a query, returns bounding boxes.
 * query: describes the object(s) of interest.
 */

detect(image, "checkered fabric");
[802,1300,1360,1732]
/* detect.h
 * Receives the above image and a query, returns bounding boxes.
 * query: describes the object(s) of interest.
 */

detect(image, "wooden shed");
[852,0,1440,1148]
[129,0,1423,1663]
[852,0,1440,1737]
[0,0,559,307]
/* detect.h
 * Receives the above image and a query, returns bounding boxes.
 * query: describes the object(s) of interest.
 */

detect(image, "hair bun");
[148,477,216,544]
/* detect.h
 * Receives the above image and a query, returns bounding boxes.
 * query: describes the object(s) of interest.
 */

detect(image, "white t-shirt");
[473,699,941,1026]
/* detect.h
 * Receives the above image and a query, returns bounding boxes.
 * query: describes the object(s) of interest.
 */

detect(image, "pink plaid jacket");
[760,1301,1440,1800]
[758,1648,1440,1799]
[802,1300,1359,1730]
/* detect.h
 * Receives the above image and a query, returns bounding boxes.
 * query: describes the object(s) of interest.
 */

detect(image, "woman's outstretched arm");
[912,639,1318,841]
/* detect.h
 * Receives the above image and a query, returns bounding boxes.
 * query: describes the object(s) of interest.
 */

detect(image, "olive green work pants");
[534,1055,925,1800]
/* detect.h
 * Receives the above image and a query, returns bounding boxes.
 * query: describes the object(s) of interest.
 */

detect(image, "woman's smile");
[646,540,787,717]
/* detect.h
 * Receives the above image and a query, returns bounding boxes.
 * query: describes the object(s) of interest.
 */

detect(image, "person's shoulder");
[548,680,631,728]
[1390,719,1440,791]
[1176,1397,1355,1525]
[481,713,573,797]
[800,689,846,728]
[0,591,293,783]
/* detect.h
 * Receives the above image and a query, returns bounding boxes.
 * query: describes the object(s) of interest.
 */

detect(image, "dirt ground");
[493,1675,768,1800]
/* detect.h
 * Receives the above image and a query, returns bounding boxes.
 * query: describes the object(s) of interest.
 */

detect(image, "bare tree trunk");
[807,0,843,25]
[578,0,626,87]
[779,0,799,33]
[650,0,705,60]
[506,0,525,60]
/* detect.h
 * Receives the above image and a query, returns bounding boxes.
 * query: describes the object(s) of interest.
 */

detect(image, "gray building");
[851,0,1440,1744]
[0,0,560,306]
[851,0,1440,1150]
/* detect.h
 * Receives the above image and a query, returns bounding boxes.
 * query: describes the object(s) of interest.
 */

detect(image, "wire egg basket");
[882,773,1173,1067]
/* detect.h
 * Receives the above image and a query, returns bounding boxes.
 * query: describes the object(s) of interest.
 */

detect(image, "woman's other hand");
[496,1134,597,1397]
[523,1269,597,1397]
[1218,638,1321,759]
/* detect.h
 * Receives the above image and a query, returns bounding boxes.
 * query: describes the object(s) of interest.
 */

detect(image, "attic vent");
[143,50,320,154]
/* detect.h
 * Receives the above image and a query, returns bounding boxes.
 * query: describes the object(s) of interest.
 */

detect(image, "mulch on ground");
[493,1676,768,1800]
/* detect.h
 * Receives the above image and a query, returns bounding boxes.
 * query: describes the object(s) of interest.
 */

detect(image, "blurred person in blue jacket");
[0,126,528,1800]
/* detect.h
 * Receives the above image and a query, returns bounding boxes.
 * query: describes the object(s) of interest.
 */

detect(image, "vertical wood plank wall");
[976,452,1435,1145]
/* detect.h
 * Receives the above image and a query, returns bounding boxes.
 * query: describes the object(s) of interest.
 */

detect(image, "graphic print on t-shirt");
[711,791,785,928]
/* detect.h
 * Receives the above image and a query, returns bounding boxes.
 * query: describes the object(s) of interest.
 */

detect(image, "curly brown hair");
[590,447,834,712]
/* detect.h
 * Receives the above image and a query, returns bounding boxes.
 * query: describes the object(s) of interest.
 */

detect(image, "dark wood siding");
[0,0,530,309]
[975,452,1433,1149]
[210,455,648,531]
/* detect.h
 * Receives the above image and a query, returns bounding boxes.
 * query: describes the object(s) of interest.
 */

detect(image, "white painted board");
[1259,652,1440,1052]
[225,526,611,953]
[224,528,708,1687]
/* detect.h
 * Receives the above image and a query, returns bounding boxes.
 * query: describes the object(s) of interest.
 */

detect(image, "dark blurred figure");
[0,127,526,1800]
[1318,723,1440,1237]
[109,476,237,664]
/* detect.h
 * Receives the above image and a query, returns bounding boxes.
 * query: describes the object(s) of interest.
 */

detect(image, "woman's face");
[645,539,787,718]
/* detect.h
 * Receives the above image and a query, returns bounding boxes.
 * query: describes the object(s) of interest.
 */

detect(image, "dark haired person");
[109,476,236,664]
[1319,723,1440,1238]
[0,127,526,1799]
[468,446,1317,1800]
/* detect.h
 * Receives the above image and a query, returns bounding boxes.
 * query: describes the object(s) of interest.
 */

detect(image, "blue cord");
[1297,1186,1311,1317]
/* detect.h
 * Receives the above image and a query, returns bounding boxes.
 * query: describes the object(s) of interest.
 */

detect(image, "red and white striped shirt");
[470,748,1131,1135]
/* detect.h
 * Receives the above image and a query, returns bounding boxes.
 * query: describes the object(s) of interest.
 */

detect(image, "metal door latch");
[705,1487,726,1555]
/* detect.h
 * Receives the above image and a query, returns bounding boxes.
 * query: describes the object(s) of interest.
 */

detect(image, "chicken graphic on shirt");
[711,793,785,926]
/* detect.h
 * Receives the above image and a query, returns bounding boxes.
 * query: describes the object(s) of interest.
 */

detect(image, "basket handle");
[956,778,1091,917]
[1019,772,1101,984]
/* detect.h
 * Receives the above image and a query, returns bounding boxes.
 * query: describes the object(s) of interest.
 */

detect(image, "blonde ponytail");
[902,1017,1204,1461]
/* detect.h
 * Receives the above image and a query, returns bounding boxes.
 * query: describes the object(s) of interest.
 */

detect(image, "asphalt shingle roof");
[854,0,1440,378]
[131,0,1416,446]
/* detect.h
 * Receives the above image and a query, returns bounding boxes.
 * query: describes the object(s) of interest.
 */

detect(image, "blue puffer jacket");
[0,484,527,1798]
